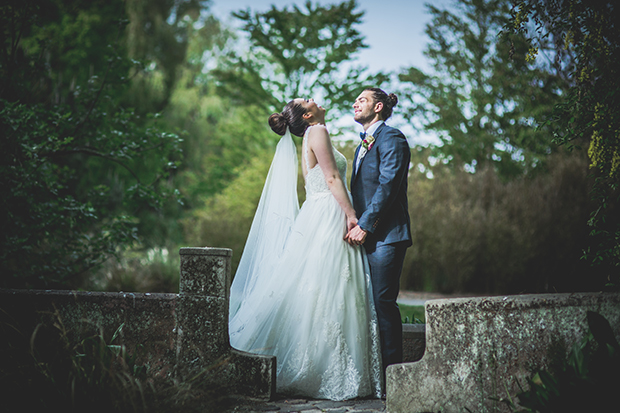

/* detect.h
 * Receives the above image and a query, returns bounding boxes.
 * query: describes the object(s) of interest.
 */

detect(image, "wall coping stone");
[180,247,232,257]
[386,292,620,413]
[402,323,425,338]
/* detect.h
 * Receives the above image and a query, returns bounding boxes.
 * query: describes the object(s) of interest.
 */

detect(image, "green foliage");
[2,0,130,103]
[505,0,620,280]
[506,311,619,412]
[399,0,568,179]
[0,89,181,289]
[85,247,180,293]
[196,105,278,198]
[403,150,602,294]
[0,0,185,288]
[123,0,211,114]
[158,14,279,207]
[399,304,425,324]
[212,0,389,123]
[184,145,275,271]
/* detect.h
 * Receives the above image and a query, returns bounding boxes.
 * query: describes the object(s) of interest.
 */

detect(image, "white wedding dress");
[229,126,382,400]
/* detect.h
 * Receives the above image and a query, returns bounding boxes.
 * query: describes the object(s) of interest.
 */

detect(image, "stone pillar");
[176,247,276,399]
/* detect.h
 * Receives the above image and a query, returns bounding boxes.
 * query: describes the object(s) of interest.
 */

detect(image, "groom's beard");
[354,112,376,126]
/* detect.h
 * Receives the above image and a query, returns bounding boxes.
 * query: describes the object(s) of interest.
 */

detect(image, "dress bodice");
[303,126,348,198]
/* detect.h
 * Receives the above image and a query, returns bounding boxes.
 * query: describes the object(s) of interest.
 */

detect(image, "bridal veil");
[229,128,299,319]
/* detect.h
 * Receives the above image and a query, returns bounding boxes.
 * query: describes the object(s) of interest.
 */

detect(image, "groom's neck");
[362,118,382,132]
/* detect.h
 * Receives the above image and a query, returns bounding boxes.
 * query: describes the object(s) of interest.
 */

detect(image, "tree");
[212,0,388,124]
[160,16,279,202]
[170,0,391,205]
[123,0,209,114]
[398,0,570,179]
[0,0,199,288]
[506,0,619,280]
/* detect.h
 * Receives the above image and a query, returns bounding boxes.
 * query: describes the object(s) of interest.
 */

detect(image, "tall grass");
[399,304,425,324]
[0,309,231,412]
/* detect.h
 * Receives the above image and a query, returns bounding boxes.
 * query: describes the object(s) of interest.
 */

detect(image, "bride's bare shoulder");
[307,124,329,140]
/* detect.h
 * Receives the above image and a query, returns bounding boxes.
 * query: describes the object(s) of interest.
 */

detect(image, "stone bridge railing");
[0,247,275,400]
[4,247,618,412]
[387,292,620,413]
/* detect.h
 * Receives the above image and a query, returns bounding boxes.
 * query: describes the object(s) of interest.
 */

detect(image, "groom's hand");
[345,225,367,246]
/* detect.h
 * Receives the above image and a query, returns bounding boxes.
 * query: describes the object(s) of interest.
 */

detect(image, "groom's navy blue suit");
[350,122,412,370]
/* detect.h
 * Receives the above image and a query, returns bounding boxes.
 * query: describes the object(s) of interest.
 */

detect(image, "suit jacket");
[350,122,412,252]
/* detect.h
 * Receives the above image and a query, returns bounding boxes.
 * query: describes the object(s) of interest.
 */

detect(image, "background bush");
[402,150,602,294]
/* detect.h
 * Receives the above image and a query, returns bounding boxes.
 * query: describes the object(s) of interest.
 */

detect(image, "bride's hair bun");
[268,100,311,137]
[387,93,398,108]
[269,112,288,136]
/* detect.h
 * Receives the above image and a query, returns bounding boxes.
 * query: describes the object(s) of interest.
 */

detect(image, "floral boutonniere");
[362,134,375,151]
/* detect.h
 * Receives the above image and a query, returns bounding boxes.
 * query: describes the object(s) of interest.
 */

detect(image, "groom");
[346,87,412,375]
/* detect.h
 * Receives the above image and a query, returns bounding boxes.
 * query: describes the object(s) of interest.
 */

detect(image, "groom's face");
[353,90,381,125]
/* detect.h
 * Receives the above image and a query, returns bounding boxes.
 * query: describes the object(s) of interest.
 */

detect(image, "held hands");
[344,223,367,246]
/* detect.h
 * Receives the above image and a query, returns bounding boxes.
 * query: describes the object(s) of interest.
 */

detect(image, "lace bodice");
[303,126,348,197]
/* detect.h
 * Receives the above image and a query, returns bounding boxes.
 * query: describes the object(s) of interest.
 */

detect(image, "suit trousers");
[365,241,407,371]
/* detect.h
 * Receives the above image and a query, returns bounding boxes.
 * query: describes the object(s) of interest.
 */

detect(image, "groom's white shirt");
[355,120,384,172]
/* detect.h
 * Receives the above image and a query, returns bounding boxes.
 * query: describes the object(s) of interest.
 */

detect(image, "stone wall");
[386,292,620,413]
[0,247,275,401]
[402,323,425,363]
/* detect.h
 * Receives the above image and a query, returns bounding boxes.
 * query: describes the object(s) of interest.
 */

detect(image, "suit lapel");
[352,143,361,183]
[353,123,385,184]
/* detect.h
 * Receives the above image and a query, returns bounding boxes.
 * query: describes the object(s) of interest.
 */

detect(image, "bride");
[228,98,382,400]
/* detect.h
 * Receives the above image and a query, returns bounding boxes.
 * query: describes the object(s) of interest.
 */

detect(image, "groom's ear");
[374,102,383,114]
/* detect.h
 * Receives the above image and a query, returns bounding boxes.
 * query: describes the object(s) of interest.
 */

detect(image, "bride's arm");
[307,126,357,231]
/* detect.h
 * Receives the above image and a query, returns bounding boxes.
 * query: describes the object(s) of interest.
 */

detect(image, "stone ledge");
[402,323,425,338]
[180,247,232,256]
[387,292,620,413]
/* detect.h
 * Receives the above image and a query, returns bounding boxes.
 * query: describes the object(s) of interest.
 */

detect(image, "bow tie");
[360,132,366,140]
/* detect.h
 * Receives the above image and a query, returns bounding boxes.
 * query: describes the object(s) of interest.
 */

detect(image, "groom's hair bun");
[269,100,310,137]
[365,87,398,120]
[269,112,288,136]
[387,93,398,109]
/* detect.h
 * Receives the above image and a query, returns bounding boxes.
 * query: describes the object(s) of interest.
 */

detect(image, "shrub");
[402,150,607,294]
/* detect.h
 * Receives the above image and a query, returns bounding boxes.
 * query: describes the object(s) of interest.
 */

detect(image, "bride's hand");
[345,224,367,246]
[346,215,358,233]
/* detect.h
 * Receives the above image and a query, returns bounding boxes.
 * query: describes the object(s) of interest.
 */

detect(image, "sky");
[208,0,455,143]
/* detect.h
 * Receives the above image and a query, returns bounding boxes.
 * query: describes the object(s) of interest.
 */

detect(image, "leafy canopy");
[505,0,619,278]
[213,0,388,123]
[0,0,205,288]
[399,0,569,179]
